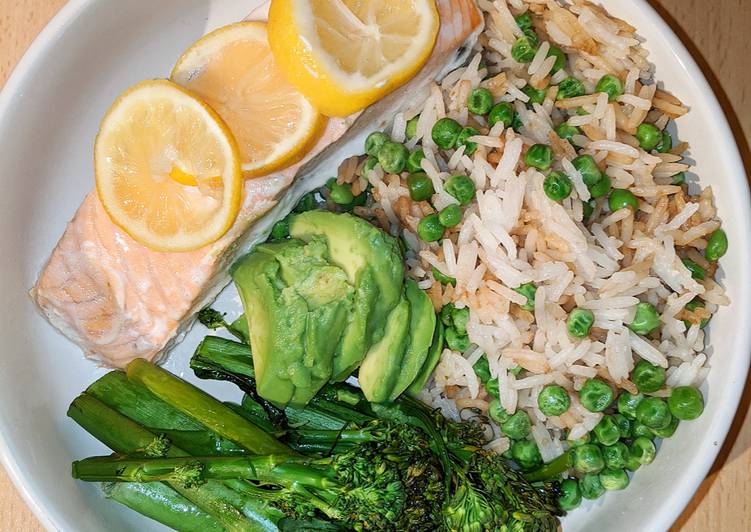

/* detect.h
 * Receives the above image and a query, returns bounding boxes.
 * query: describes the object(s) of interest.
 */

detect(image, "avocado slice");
[357,297,411,403]
[407,320,445,397]
[289,211,404,380]
[389,280,437,401]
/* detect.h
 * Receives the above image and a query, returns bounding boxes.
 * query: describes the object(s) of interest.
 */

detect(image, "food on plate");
[31,0,483,368]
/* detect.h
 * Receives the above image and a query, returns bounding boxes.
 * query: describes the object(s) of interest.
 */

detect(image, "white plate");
[0,1,748,531]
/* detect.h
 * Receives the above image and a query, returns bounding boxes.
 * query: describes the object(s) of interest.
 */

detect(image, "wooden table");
[1,0,749,530]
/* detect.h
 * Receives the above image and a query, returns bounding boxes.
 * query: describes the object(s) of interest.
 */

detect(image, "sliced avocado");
[407,320,445,397]
[289,211,404,380]
[357,297,411,403]
[389,280,437,401]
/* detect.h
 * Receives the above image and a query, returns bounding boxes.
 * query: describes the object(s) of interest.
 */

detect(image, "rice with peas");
[331,0,728,461]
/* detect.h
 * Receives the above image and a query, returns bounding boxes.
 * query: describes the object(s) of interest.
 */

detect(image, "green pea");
[431,117,463,150]
[511,35,538,63]
[523,28,540,46]
[558,479,582,511]
[514,283,537,311]
[681,258,705,280]
[636,123,661,151]
[515,12,533,30]
[452,307,469,336]
[509,365,523,376]
[432,266,457,287]
[537,385,571,416]
[406,116,419,140]
[547,46,567,74]
[500,410,532,440]
[294,192,316,213]
[485,378,500,398]
[602,441,630,469]
[473,354,491,383]
[525,144,553,170]
[407,172,435,201]
[555,123,581,144]
[588,173,611,199]
[522,84,548,105]
[705,228,728,261]
[445,326,470,352]
[595,74,624,102]
[417,213,445,242]
[599,468,630,491]
[651,416,679,438]
[439,204,463,228]
[667,386,704,420]
[511,439,543,470]
[628,302,660,335]
[378,141,409,174]
[444,175,477,205]
[608,188,639,212]
[630,420,654,439]
[636,397,672,430]
[488,102,516,129]
[365,131,389,157]
[440,303,456,326]
[573,443,605,474]
[467,88,494,115]
[579,378,614,413]
[406,149,426,173]
[582,199,595,220]
[629,436,656,465]
[567,433,590,447]
[511,113,523,132]
[655,130,672,153]
[567,308,594,338]
[269,218,290,241]
[543,171,573,201]
[683,297,710,329]
[617,392,644,420]
[593,416,621,446]
[488,398,509,424]
[612,413,632,439]
[631,360,666,393]
[671,171,686,185]
[624,453,642,472]
[363,155,379,174]
[575,107,590,116]
[456,126,480,156]
[557,77,586,100]
[329,181,354,205]
[580,473,606,500]
[572,154,603,187]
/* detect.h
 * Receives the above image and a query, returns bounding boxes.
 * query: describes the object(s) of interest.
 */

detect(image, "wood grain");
[0,0,749,530]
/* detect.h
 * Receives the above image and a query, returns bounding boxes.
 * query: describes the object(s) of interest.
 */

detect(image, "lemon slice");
[171,22,325,178]
[268,0,440,117]
[94,79,242,252]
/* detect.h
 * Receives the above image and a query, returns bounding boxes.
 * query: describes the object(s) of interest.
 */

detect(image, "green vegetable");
[602,442,630,469]
[705,228,728,261]
[407,172,435,201]
[525,144,553,170]
[629,436,656,465]
[444,175,477,205]
[445,326,470,352]
[599,468,629,491]
[365,131,389,157]
[635,397,672,430]
[555,123,581,143]
[684,297,710,329]
[406,149,426,173]
[269,218,290,242]
[667,386,705,420]
[655,130,672,153]
[514,283,537,311]
[488,398,509,424]
[438,204,463,228]
[406,116,419,140]
[432,266,457,286]
[511,35,538,63]
[631,421,654,439]
[567,308,594,338]
[588,173,611,198]
[522,84,547,105]
[624,454,642,472]
[363,155,379,174]
[651,416,680,438]
[547,46,567,74]
[473,355,492,383]
[681,258,705,280]
[582,199,595,220]
[617,392,644,419]
[537,385,571,416]
[612,414,632,439]
[500,410,532,440]
[595,74,624,102]
[197,308,249,344]
[515,12,533,30]
[579,473,605,500]
[629,302,660,335]
[511,439,543,470]
[631,360,666,393]
[557,479,581,511]
[592,416,621,447]
[556,77,586,100]
[485,378,500,398]
[378,141,409,174]
[488,102,516,129]
[543,171,573,201]
[467,88,494,115]
[572,155,603,187]
[417,214,445,242]
[671,171,686,185]
[456,126,480,156]
[329,181,354,204]
[608,188,639,212]
[579,379,614,413]
[573,444,605,474]
[431,117,463,150]
[636,123,661,151]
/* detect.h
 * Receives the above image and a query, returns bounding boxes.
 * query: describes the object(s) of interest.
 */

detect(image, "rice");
[348,0,728,464]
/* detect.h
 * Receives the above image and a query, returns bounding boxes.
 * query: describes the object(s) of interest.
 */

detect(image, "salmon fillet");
[32,0,483,368]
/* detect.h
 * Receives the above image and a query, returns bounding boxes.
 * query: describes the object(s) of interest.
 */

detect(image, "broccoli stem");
[126,358,290,456]
[524,450,573,482]
[103,482,224,532]
[155,430,246,456]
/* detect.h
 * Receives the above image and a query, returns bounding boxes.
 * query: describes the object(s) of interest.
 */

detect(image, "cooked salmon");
[31,0,483,368]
